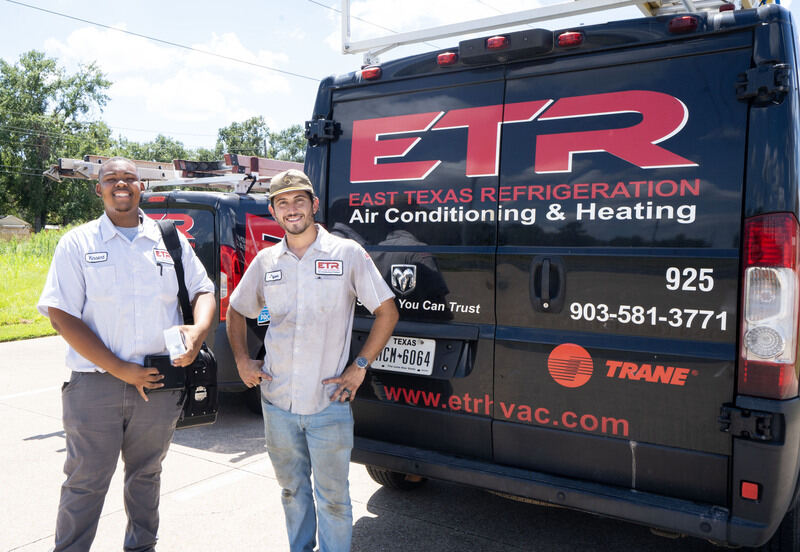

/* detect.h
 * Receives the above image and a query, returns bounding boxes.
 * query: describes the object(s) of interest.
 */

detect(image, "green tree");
[268,124,306,163]
[193,147,218,162]
[0,50,111,228]
[113,134,190,163]
[215,116,269,157]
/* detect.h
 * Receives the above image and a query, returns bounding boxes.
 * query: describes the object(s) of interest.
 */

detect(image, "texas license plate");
[372,336,436,375]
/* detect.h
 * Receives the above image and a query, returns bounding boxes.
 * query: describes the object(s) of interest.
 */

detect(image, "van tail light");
[740,213,800,399]
[219,245,243,322]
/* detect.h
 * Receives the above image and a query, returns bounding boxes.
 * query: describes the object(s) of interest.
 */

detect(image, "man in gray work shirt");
[38,157,215,551]
[227,169,398,552]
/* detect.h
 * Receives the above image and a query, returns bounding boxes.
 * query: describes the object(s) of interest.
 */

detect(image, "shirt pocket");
[263,280,291,317]
[316,277,347,313]
[157,263,181,302]
[84,264,117,302]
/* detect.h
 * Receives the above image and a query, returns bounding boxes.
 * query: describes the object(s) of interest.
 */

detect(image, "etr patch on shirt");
[315,260,343,276]
[153,249,174,264]
[85,252,108,263]
[265,270,282,282]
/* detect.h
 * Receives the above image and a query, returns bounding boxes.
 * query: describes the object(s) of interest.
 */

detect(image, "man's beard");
[282,216,313,235]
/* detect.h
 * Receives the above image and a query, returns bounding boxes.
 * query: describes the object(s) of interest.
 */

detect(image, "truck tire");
[245,386,264,416]
[365,465,427,490]
[758,506,799,552]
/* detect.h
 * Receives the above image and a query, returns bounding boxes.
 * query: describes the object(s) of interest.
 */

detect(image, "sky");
[2,0,798,152]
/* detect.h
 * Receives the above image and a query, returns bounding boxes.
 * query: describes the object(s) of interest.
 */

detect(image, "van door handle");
[530,256,566,313]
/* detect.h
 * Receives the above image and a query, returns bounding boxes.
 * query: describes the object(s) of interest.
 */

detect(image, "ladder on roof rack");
[43,155,303,194]
[341,0,755,64]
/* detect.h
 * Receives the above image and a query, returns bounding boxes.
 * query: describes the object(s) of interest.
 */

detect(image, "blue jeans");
[262,399,354,552]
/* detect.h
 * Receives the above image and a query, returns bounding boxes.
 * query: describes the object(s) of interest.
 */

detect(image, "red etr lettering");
[535,90,698,173]
[432,104,504,177]
[350,112,442,183]
[349,91,697,183]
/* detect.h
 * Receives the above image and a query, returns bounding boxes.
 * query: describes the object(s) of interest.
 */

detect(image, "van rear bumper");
[351,437,773,547]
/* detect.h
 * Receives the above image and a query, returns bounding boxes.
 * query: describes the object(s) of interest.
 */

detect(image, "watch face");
[356,357,368,369]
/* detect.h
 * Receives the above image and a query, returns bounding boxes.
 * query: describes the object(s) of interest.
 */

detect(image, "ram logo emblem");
[391,264,417,296]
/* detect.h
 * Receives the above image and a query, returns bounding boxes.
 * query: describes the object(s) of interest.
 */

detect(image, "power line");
[0,164,46,177]
[0,123,74,139]
[472,0,536,28]
[3,110,220,138]
[0,163,46,171]
[306,0,445,50]
[6,0,321,82]
[474,0,505,14]
[0,169,43,177]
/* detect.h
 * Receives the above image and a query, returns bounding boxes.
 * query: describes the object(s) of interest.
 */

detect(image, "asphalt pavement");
[1,336,722,551]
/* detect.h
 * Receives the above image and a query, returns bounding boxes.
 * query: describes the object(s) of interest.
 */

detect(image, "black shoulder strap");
[156,219,194,325]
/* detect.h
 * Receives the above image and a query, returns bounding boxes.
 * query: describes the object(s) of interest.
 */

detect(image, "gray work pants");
[54,372,183,552]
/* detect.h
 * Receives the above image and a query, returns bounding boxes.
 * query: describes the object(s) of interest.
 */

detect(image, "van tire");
[759,506,799,552]
[245,386,263,415]
[365,465,427,490]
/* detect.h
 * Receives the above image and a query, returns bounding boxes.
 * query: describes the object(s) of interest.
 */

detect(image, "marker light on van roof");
[487,36,509,49]
[557,32,583,47]
[668,16,699,34]
[361,66,382,80]
[146,195,166,202]
[437,52,458,66]
[740,213,800,399]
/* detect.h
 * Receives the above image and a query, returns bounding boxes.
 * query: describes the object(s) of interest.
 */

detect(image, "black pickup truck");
[304,5,800,549]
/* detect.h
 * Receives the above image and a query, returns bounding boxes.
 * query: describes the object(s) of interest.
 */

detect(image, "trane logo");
[605,360,698,386]
[350,90,697,183]
[547,343,698,388]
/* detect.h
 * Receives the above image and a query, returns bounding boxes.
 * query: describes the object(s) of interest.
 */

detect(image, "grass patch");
[0,227,69,342]
[0,318,56,342]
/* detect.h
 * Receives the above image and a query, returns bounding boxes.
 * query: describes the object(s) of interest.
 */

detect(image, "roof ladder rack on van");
[341,0,755,64]
[43,155,302,195]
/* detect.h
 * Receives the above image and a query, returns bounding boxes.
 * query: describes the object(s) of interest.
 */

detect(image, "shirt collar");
[276,224,332,257]
[99,210,158,243]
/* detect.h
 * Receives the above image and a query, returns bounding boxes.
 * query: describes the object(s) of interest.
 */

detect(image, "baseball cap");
[269,169,314,199]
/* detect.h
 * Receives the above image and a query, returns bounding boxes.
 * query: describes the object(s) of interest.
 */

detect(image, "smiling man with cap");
[226,168,398,552]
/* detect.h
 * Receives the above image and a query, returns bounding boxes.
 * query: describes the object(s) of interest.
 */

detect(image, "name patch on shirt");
[315,260,343,276]
[153,249,174,264]
[265,270,282,282]
[85,252,108,263]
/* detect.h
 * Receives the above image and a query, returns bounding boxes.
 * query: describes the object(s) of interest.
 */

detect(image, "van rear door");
[494,29,750,505]
[326,69,505,461]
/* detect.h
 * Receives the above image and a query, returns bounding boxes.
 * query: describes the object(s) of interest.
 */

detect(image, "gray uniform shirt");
[229,225,394,415]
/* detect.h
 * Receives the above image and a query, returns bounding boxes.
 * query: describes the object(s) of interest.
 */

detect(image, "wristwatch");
[355,356,369,369]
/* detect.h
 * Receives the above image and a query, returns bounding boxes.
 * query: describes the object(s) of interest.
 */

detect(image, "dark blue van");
[305,5,800,549]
